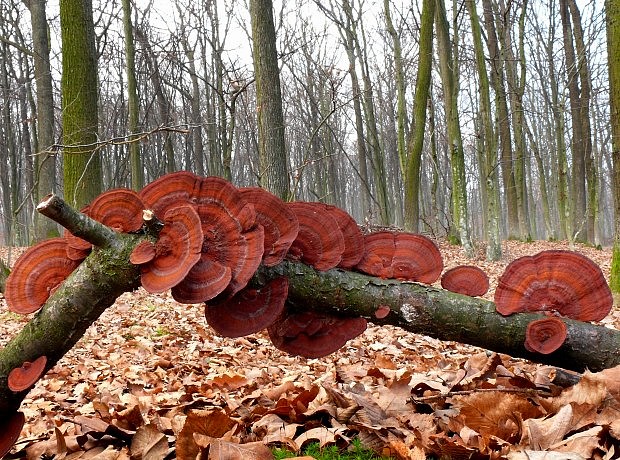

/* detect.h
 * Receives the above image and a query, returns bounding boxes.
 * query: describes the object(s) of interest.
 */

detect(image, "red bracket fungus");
[286,202,345,271]
[88,188,145,232]
[494,250,612,321]
[319,203,364,269]
[139,205,203,293]
[140,173,264,302]
[8,355,48,392]
[0,411,25,458]
[524,317,568,355]
[130,241,157,265]
[441,265,490,297]
[139,170,201,218]
[5,238,82,314]
[205,277,289,337]
[268,310,367,358]
[239,187,299,266]
[354,231,443,283]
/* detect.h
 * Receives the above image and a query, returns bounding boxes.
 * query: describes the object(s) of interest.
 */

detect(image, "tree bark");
[255,262,620,373]
[249,0,289,200]
[60,0,102,209]
[467,0,502,260]
[404,0,435,231]
[27,0,58,241]
[434,0,474,257]
[122,0,143,191]
[607,0,620,298]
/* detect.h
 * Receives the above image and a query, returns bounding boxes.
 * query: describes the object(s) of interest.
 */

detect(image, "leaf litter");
[1,240,620,459]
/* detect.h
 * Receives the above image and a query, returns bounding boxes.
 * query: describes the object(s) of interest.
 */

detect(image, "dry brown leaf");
[449,391,543,442]
[194,435,273,460]
[293,426,345,449]
[549,425,604,458]
[129,424,168,460]
[176,409,238,460]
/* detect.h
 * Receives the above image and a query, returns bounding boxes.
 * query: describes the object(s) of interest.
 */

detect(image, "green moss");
[272,439,395,460]
[610,242,620,296]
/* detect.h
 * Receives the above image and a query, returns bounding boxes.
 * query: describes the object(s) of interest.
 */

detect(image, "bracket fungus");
[139,170,200,218]
[138,205,203,293]
[441,265,490,297]
[0,411,25,458]
[494,250,612,321]
[88,188,144,232]
[524,317,568,354]
[8,355,48,392]
[354,231,443,283]
[130,241,157,265]
[205,277,289,337]
[239,187,299,266]
[5,238,81,314]
[268,310,367,358]
[140,173,264,302]
[172,203,263,303]
[319,203,364,269]
[286,202,345,271]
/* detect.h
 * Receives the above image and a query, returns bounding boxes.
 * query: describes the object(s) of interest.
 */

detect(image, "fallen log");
[2,194,620,417]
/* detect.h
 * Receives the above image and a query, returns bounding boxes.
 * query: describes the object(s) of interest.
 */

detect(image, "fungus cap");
[319,203,364,269]
[205,277,289,337]
[268,309,367,358]
[495,250,612,321]
[89,188,144,232]
[5,238,81,314]
[286,202,345,271]
[355,231,443,283]
[130,241,157,265]
[0,411,25,458]
[140,205,203,293]
[139,170,199,219]
[441,265,490,297]
[239,187,299,266]
[8,355,48,392]
[524,317,568,354]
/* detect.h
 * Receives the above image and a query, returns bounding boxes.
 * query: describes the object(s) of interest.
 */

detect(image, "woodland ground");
[1,240,619,459]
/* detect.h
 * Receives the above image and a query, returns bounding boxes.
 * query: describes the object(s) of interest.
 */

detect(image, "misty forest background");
[0,0,613,261]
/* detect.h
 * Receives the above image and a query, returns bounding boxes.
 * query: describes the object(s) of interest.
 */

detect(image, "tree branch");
[255,261,620,373]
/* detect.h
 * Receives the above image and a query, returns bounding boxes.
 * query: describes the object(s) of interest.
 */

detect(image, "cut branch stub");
[441,265,490,297]
[239,187,299,266]
[319,203,364,269]
[205,277,289,337]
[89,188,145,232]
[140,205,203,293]
[63,205,93,254]
[524,317,568,354]
[5,238,81,314]
[354,231,443,283]
[494,250,612,321]
[8,355,47,392]
[0,411,25,458]
[286,202,345,271]
[268,309,367,358]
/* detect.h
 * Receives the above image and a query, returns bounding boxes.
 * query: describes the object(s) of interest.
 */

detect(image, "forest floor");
[1,239,620,459]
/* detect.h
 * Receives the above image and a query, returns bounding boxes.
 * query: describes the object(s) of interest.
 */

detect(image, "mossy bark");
[256,261,620,373]
[0,238,141,416]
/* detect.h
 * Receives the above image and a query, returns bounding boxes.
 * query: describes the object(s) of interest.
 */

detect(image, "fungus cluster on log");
[494,250,612,354]
[2,171,616,456]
